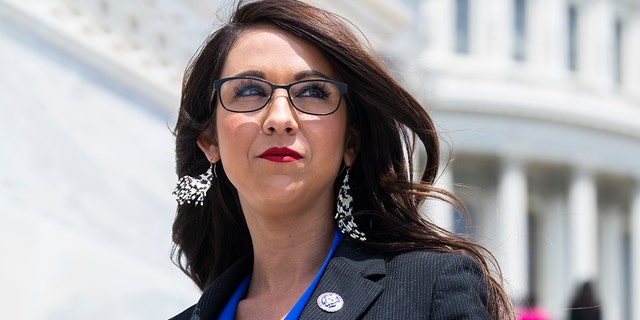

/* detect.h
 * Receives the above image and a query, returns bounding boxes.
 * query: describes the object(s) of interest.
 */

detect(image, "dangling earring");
[173,162,216,206]
[335,167,366,241]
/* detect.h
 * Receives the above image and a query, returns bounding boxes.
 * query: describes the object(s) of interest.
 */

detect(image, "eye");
[233,80,268,98]
[294,82,331,99]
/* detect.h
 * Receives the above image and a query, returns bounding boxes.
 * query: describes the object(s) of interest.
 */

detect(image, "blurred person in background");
[569,281,601,320]
[169,0,515,319]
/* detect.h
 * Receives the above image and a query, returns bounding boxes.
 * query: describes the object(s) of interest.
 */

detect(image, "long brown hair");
[172,0,514,318]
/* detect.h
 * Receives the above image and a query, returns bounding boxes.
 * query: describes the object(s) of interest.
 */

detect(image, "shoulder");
[381,249,486,294]
[335,240,485,283]
[335,243,490,319]
[386,249,477,267]
[385,250,490,318]
[385,249,484,280]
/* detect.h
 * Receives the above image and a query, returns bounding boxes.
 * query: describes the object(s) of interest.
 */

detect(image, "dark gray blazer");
[170,240,490,319]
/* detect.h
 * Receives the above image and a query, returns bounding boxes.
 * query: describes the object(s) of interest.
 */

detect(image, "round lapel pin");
[317,292,344,312]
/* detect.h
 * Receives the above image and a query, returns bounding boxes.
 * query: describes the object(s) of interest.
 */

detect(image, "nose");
[261,88,298,135]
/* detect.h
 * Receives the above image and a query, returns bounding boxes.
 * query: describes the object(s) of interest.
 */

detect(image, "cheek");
[308,118,348,158]
[324,128,347,149]
[216,114,260,159]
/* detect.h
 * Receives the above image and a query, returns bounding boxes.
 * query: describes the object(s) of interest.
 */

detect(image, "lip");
[258,147,303,162]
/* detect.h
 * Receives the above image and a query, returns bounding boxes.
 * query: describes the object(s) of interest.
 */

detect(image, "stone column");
[600,207,624,320]
[470,0,487,56]
[493,0,513,59]
[622,19,640,99]
[496,158,528,299]
[537,196,570,320]
[471,0,512,62]
[568,168,598,283]
[528,0,567,76]
[578,0,615,90]
[631,182,640,320]
[419,0,455,58]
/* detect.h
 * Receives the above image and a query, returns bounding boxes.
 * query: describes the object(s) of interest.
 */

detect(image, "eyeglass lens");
[217,78,343,115]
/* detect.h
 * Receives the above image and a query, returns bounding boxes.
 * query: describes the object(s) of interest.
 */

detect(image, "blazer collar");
[191,254,253,320]
[189,240,386,320]
[300,239,387,319]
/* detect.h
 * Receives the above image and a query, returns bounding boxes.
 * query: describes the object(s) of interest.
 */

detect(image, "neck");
[246,213,335,296]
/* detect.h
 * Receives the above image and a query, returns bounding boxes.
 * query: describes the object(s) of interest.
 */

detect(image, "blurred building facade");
[407,1,640,319]
[1,0,638,319]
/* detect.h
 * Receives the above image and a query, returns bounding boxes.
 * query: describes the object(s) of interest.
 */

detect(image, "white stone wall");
[0,4,199,319]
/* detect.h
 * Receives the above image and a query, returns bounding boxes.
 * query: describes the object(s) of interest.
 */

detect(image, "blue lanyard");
[284,230,342,319]
[218,275,251,320]
[218,230,343,320]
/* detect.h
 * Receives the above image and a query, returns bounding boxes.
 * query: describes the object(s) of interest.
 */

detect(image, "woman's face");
[199,25,358,213]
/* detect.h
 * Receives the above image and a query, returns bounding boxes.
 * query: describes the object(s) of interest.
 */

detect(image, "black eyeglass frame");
[212,76,349,116]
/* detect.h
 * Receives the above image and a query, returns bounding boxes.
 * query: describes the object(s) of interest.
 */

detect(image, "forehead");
[220,25,339,80]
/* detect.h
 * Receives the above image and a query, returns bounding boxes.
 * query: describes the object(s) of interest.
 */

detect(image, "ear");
[343,124,360,166]
[197,129,220,163]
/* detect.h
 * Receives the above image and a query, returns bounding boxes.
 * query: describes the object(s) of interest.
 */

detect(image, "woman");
[171,0,515,319]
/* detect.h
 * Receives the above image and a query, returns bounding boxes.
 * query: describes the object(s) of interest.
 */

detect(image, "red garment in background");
[518,306,550,320]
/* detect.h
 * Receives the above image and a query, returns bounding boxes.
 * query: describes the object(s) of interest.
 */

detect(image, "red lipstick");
[259,147,302,162]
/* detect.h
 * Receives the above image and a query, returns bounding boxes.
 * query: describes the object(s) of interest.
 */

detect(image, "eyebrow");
[231,70,332,80]
[294,70,331,80]
[234,70,266,78]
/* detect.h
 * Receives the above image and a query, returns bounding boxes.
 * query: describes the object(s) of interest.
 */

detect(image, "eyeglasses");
[213,77,348,116]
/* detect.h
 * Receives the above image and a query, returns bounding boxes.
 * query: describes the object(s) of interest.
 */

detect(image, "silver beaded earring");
[335,167,366,241]
[172,162,216,206]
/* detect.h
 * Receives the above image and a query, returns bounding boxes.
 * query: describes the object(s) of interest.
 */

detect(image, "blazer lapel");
[300,240,386,319]
[190,255,253,320]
